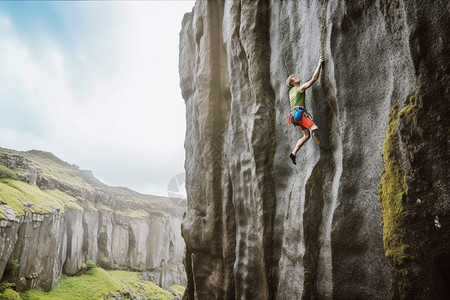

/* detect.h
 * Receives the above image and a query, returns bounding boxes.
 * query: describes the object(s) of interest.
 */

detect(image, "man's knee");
[311,129,320,144]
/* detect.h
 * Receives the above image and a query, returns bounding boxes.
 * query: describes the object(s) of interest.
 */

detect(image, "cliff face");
[0,149,186,291]
[179,1,449,299]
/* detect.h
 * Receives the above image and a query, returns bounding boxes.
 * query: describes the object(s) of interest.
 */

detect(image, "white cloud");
[0,2,193,196]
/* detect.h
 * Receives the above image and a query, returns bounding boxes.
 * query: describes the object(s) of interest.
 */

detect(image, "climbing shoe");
[289,153,296,165]
[319,145,331,151]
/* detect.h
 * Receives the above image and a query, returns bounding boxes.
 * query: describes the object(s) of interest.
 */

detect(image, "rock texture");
[179,1,449,299]
[0,149,186,292]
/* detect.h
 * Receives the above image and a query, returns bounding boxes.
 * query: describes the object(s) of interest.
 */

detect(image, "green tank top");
[289,86,305,109]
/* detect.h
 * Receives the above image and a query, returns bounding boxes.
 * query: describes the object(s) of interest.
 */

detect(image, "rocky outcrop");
[179,1,449,299]
[0,150,187,292]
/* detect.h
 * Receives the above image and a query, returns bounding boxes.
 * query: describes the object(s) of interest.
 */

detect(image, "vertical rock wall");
[0,209,186,292]
[180,0,449,299]
[9,211,66,292]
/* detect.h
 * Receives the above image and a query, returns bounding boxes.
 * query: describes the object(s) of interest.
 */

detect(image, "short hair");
[286,74,295,87]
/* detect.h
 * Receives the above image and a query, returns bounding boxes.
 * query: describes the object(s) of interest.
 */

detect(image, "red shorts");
[295,114,314,130]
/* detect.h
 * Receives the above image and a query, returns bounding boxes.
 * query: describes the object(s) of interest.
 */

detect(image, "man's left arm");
[300,56,324,92]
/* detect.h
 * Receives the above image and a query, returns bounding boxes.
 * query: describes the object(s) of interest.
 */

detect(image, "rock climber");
[286,56,330,165]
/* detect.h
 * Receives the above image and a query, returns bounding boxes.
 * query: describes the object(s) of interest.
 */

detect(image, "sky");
[0,1,194,197]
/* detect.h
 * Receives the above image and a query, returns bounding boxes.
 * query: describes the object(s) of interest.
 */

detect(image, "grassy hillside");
[0,147,186,220]
[20,267,184,300]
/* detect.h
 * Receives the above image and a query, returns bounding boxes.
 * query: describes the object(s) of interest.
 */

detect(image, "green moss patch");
[107,270,176,299]
[115,209,149,219]
[0,147,185,218]
[398,91,418,126]
[20,267,121,300]
[0,148,93,193]
[168,284,185,296]
[0,179,82,218]
[0,165,19,180]
[21,267,181,300]
[43,189,82,211]
[0,282,16,293]
[30,165,93,194]
[0,180,28,217]
[378,103,413,274]
[1,288,21,300]
[96,205,110,211]
[0,206,7,220]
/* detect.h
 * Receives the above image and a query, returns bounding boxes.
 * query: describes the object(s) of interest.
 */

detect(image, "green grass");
[0,179,82,219]
[0,180,28,218]
[107,270,176,299]
[21,268,121,300]
[96,205,110,211]
[25,150,90,188]
[0,206,7,220]
[0,148,94,193]
[42,189,82,211]
[1,289,21,300]
[0,147,185,218]
[0,165,19,180]
[168,285,185,296]
[20,268,182,300]
[114,208,149,219]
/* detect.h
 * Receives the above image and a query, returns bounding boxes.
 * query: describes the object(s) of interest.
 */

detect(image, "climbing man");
[286,56,330,165]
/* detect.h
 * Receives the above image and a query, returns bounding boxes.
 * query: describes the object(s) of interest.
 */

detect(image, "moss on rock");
[115,208,149,219]
[398,91,418,126]
[378,101,417,274]
[0,181,27,217]
[1,288,21,300]
[0,179,82,218]
[168,284,185,296]
[0,206,7,220]
[0,165,19,180]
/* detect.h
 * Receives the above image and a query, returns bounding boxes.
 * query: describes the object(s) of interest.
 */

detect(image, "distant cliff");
[179,1,449,299]
[0,148,186,292]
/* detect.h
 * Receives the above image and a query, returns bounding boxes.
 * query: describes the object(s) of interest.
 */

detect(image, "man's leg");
[309,124,320,145]
[292,128,310,155]
[309,124,332,151]
[297,115,319,145]
[290,129,310,164]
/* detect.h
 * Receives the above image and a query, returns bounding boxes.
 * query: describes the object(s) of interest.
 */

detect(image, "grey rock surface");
[0,208,185,292]
[0,152,187,292]
[180,0,449,299]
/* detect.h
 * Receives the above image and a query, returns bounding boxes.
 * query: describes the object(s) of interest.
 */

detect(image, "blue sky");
[0,1,194,197]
